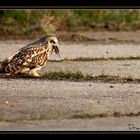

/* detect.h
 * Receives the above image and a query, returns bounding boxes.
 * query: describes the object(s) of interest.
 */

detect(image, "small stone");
[110,85,114,88]
[5,101,9,104]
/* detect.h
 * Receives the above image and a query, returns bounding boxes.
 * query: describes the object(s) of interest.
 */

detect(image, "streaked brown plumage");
[0,35,60,77]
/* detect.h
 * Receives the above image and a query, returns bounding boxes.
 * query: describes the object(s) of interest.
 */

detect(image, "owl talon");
[31,71,40,77]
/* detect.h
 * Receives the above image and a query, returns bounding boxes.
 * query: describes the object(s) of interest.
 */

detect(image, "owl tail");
[0,58,10,73]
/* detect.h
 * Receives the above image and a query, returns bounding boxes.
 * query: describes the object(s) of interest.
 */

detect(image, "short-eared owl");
[0,35,60,77]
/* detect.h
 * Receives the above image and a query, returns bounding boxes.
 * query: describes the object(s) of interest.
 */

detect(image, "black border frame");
[0,0,140,135]
[0,0,140,8]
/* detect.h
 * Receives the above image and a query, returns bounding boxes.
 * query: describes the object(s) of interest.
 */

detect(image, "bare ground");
[0,79,140,131]
[1,31,140,43]
[40,60,140,79]
[1,34,140,61]
[56,31,140,43]
[1,117,140,131]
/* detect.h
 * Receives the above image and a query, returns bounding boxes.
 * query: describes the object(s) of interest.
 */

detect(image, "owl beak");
[55,43,59,48]
[52,42,59,48]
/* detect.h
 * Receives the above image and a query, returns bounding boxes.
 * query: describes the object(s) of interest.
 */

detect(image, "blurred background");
[0,9,140,39]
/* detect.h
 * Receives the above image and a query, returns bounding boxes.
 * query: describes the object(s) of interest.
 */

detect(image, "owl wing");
[9,43,47,70]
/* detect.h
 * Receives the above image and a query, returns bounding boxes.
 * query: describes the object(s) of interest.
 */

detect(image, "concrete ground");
[40,60,140,78]
[0,79,140,131]
[1,40,140,61]
[1,117,140,131]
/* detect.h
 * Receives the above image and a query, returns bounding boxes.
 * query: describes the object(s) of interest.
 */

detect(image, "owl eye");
[50,40,56,44]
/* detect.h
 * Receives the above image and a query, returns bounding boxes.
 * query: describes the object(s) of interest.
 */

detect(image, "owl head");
[40,35,60,56]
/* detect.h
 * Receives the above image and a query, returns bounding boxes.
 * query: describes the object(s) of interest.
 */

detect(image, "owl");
[0,35,60,77]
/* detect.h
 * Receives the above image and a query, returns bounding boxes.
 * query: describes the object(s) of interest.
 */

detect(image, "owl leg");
[30,70,40,77]
[29,67,42,77]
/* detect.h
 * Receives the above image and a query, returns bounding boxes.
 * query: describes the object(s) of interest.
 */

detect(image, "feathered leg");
[30,70,40,77]
[29,67,42,77]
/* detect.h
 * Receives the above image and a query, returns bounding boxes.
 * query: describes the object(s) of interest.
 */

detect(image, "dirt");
[1,31,140,43]
[56,31,140,43]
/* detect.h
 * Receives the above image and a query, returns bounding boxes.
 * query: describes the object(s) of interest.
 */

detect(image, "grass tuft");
[1,70,140,84]
[71,111,140,119]
[63,56,140,62]
[44,71,87,80]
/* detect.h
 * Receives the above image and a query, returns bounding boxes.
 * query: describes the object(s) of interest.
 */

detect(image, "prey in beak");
[51,43,60,60]
[49,36,61,60]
